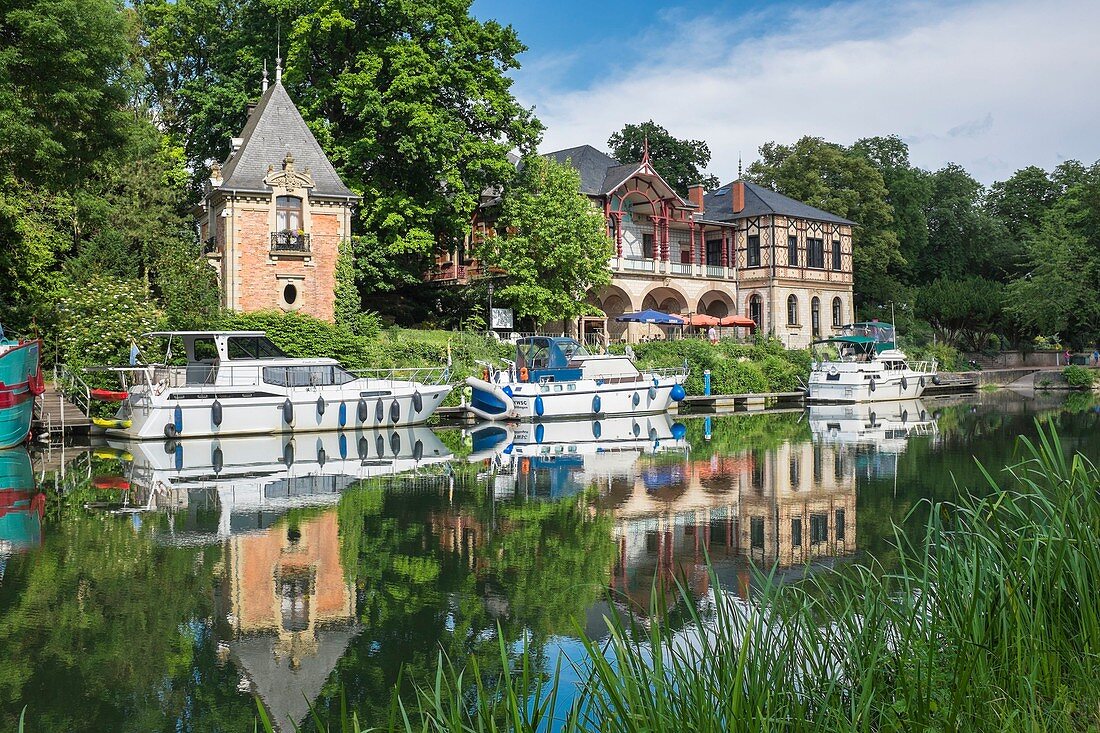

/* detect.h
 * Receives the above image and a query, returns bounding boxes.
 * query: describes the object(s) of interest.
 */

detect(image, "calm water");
[1,391,1098,731]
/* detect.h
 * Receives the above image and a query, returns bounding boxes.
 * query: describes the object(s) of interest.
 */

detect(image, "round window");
[283,283,298,305]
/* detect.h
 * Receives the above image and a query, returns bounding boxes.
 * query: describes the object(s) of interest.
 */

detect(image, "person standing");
[707,325,718,344]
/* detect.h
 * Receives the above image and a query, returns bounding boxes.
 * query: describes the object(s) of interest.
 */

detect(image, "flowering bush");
[56,277,161,366]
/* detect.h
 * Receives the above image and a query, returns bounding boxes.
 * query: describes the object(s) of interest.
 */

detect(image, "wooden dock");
[677,391,806,413]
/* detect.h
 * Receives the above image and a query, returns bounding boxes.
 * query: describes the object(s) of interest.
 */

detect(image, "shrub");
[908,342,960,371]
[56,276,161,367]
[1063,364,1095,389]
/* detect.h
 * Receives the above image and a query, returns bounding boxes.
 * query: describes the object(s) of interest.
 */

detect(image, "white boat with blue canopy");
[807,323,937,403]
[86,331,451,439]
[465,336,687,422]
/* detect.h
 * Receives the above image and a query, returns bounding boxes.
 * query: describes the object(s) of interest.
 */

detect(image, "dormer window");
[276,195,303,233]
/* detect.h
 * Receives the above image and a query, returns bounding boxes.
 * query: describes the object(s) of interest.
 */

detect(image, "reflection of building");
[604,439,858,613]
[220,507,357,733]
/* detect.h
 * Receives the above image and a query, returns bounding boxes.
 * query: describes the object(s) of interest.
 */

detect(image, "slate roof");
[542,145,621,195]
[219,82,357,199]
[702,180,854,225]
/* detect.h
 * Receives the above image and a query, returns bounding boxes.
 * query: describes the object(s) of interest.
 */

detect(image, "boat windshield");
[226,335,287,360]
[842,323,895,344]
[558,339,589,362]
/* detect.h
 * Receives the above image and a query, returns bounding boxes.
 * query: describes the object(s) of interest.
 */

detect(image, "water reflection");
[4,394,1094,732]
[0,448,43,582]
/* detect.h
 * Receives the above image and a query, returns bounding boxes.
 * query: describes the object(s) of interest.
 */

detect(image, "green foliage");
[1063,365,1095,388]
[905,341,960,371]
[625,337,809,395]
[607,120,720,195]
[217,310,374,369]
[915,276,1004,350]
[747,136,902,309]
[55,276,161,366]
[481,155,613,326]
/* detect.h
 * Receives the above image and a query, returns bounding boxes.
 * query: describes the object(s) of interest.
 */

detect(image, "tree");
[478,156,613,326]
[922,165,1013,282]
[986,165,1059,240]
[136,0,544,296]
[0,0,131,185]
[746,137,902,310]
[915,277,1004,350]
[608,120,719,196]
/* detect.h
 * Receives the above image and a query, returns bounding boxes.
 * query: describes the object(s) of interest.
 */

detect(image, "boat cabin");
[145,331,354,388]
[514,337,586,382]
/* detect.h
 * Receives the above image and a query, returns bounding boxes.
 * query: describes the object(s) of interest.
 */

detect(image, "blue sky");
[470,0,1100,184]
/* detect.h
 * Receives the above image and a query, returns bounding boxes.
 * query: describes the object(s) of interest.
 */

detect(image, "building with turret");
[197,64,358,322]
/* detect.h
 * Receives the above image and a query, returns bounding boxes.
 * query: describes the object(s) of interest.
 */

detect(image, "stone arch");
[697,290,735,318]
[746,292,765,332]
[640,285,688,315]
[594,284,634,339]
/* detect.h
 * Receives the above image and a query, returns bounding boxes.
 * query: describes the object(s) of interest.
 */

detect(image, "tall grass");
[265,421,1100,732]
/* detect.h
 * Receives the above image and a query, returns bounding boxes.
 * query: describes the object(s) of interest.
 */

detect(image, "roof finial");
[738,151,742,179]
[262,60,269,93]
[642,134,650,165]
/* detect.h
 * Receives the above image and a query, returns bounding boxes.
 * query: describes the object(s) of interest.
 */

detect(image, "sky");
[470,0,1100,184]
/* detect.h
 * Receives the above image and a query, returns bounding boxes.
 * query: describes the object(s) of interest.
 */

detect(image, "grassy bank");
[260,422,1100,732]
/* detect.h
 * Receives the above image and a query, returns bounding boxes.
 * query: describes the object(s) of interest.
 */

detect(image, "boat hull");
[465,374,685,422]
[807,372,932,403]
[105,383,452,440]
[0,340,41,449]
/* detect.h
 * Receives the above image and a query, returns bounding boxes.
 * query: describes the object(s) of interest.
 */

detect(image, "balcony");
[424,263,487,283]
[612,258,732,280]
[202,237,219,256]
[271,232,311,253]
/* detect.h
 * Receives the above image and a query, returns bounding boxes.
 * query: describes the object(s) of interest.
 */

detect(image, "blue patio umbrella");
[615,309,684,325]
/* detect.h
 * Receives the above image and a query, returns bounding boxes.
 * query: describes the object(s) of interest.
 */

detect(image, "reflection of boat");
[808,399,936,450]
[0,328,43,448]
[465,336,686,421]
[467,414,689,500]
[0,449,45,581]
[89,331,451,440]
[108,427,452,539]
[808,323,937,403]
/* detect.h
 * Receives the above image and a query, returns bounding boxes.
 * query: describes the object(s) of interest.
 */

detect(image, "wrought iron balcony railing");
[271,232,311,252]
[202,237,218,255]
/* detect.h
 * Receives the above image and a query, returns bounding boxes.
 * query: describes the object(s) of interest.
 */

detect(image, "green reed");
[261,420,1100,732]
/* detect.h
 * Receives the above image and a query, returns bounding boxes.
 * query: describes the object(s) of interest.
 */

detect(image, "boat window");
[227,336,288,360]
[263,364,357,387]
[190,337,219,362]
[558,340,590,362]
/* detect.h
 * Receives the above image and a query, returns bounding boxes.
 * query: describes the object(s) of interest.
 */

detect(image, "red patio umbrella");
[719,315,757,329]
[684,313,721,327]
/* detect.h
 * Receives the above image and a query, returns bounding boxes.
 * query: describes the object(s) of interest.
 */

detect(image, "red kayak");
[90,388,129,402]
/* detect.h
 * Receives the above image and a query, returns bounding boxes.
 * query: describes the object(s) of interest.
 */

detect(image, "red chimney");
[688,184,705,214]
[732,181,745,214]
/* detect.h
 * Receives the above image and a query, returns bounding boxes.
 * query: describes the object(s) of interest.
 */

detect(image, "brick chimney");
[687,183,705,214]
[732,181,745,214]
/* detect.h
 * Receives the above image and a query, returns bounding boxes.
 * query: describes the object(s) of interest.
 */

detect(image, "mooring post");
[704,369,712,396]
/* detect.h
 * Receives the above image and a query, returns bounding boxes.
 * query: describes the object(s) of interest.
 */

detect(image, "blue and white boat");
[465,336,687,422]
[0,325,43,449]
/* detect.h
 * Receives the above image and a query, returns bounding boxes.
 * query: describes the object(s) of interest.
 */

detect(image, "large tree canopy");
[478,155,613,326]
[746,137,902,310]
[135,0,543,293]
[608,120,719,196]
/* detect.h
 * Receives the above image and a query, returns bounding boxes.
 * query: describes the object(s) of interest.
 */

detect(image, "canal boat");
[87,331,451,440]
[0,326,44,448]
[808,399,937,449]
[465,336,687,421]
[807,323,937,403]
[0,448,45,576]
[103,427,452,538]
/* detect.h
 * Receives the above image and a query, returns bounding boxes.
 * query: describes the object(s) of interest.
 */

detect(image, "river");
[0,390,1097,731]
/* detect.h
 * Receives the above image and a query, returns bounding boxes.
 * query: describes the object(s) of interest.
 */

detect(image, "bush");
[1063,365,1095,389]
[56,276,161,367]
[625,337,809,395]
[908,342,960,371]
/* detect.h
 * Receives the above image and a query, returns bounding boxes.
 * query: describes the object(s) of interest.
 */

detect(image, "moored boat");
[465,336,687,421]
[807,323,937,403]
[0,325,44,449]
[85,331,451,440]
[0,448,45,563]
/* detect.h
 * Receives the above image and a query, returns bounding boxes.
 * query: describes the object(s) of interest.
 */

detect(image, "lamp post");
[487,281,494,334]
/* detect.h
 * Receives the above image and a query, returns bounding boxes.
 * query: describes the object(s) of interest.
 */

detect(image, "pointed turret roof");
[219,82,357,199]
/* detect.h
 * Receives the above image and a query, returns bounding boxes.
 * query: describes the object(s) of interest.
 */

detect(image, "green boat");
[0,324,43,449]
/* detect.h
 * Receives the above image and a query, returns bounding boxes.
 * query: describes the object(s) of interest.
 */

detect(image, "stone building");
[197,67,358,322]
[431,145,855,348]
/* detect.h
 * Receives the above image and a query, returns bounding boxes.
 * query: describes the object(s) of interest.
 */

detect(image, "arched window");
[832,297,843,327]
[276,195,303,233]
[811,297,821,337]
[787,295,798,326]
[749,295,763,330]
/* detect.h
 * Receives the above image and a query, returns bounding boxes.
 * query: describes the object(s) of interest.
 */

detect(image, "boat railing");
[56,364,93,417]
[639,364,690,379]
[349,366,451,386]
[907,360,938,374]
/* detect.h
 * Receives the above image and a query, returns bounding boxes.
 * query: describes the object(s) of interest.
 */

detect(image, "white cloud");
[516,0,1100,184]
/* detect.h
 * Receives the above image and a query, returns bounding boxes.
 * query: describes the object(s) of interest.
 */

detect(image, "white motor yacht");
[807,323,937,403]
[88,331,451,439]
